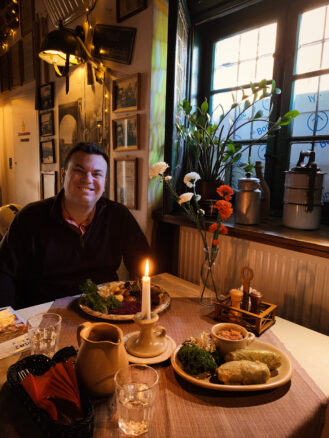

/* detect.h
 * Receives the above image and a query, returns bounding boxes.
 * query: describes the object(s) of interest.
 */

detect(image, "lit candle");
[141,259,151,319]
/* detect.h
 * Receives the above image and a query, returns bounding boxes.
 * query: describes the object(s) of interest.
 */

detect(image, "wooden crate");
[213,296,277,335]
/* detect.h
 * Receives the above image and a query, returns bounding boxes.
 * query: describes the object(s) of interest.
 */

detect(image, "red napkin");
[21,359,83,423]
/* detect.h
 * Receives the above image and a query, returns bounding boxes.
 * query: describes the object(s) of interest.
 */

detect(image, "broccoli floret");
[79,279,121,313]
[177,344,218,375]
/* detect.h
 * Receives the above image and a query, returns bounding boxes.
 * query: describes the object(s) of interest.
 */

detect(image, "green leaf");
[244,100,251,110]
[277,110,299,125]
[182,99,192,114]
[232,152,242,163]
[201,100,208,113]
[254,110,263,119]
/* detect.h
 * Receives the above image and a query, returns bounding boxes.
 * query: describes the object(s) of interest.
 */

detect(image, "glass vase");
[200,246,220,306]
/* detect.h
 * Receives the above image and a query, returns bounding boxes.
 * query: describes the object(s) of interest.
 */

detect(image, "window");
[210,22,277,188]
[289,5,329,205]
[191,0,329,213]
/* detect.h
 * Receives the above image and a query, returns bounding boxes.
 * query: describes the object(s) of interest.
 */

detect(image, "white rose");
[183,172,201,188]
[165,175,172,181]
[195,194,201,201]
[178,192,194,205]
[149,162,169,178]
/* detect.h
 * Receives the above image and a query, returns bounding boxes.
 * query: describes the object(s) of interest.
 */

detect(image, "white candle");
[141,259,151,319]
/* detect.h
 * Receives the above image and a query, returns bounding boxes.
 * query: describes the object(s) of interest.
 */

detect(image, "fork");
[18,369,30,382]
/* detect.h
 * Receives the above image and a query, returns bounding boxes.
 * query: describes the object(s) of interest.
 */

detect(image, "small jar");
[250,290,263,314]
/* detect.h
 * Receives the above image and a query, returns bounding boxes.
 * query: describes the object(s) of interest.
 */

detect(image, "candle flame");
[144,259,149,277]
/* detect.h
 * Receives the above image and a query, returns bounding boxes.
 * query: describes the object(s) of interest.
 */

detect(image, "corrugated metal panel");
[42,0,88,27]
[178,226,329,334]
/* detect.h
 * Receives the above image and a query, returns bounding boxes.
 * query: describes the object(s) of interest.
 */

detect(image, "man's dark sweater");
[0,191,151,309]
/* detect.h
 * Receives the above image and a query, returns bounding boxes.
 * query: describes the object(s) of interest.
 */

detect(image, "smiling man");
[0,143,152,309]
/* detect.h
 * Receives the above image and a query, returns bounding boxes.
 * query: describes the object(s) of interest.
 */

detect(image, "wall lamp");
[39,22,105,93]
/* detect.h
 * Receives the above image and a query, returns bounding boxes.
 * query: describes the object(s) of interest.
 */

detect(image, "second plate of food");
[79,280,171,321]
[171,340,293,392]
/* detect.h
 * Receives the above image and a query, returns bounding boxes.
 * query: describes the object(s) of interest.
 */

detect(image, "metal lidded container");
[235,173,261,225]
[283,151,325,230]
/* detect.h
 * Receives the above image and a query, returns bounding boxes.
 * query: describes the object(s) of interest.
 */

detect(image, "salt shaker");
[229,289,243,316]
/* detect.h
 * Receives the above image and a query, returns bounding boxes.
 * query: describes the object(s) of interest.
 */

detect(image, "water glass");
[114,364,159,436]
[27,312,62,357]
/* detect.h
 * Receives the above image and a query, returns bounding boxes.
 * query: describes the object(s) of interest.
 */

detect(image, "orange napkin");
[21,359,83,423]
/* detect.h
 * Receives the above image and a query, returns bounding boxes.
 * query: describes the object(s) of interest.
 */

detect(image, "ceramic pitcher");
[76,321,129,397]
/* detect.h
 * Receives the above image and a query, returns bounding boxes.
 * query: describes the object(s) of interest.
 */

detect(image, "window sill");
[153,210,329,259]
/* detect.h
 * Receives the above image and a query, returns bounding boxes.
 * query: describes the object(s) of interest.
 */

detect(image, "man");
[0,143,152,309]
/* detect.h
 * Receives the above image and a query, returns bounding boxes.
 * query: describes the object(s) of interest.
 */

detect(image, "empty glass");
[114,364,159,436]
[27,312,62,357]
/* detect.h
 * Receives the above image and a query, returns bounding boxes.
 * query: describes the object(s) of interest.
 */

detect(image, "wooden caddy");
[213,296,277,335]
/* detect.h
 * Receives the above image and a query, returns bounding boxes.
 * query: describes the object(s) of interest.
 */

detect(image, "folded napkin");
[21,358,83,423]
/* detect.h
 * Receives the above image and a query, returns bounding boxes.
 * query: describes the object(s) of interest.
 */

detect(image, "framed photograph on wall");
[39,110,55,137]
[39,82,54,110]
[114,158,138,209]
[40,139,55,164]
[93,24,136,64]
[112,73,140,112]
[113,115,139,151]
[117,0,147,22]
[41,172,57,199]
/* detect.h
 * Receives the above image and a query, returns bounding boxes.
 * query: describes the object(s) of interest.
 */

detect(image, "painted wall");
[0,0,168,241]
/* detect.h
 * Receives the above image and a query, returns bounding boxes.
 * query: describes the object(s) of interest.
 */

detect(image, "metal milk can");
[235,173,261,225]
[283,151,325,230]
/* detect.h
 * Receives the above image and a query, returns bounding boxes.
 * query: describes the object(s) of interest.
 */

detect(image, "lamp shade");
[39,28,84,66]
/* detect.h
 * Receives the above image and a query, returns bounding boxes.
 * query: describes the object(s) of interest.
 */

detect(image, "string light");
[0,0,19,54]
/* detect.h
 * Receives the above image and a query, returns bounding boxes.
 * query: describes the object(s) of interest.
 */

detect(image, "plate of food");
[78,279,171,321]
[170,332,293,391]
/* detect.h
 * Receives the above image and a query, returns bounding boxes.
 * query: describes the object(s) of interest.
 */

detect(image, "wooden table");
[1,273,328,437]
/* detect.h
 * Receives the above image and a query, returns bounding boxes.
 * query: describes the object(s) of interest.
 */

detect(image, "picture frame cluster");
[38,81,57,199]
[112,73,140,210]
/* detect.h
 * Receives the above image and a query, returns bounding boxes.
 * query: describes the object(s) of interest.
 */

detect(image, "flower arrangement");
[149,161,234,302]
[176,80,299,183]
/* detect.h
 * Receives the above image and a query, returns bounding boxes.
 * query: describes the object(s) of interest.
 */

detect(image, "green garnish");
[79,279,121,313]
[177,343,220,376]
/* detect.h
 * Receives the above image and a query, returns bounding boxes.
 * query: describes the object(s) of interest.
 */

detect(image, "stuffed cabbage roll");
[224,349,281,370]
[217,360,270,385]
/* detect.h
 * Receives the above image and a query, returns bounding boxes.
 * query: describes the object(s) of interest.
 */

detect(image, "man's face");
[62,151,107,208]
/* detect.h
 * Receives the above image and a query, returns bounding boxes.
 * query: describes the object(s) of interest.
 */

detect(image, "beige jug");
[76,322,129,397]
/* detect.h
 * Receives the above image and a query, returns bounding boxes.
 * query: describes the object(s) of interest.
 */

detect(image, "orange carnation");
[220,224,228,235]
[217,185,234,201]
[208,223,218,233]
[214,200,233,220]
[213,240,220,246]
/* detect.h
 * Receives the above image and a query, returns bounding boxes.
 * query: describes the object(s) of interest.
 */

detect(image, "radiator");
[178,226,329,335]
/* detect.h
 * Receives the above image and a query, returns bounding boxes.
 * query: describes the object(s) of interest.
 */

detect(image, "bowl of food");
[210,322,255,355]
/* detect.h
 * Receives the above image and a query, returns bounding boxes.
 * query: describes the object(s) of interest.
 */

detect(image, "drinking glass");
[114,364,159,436]
[27,312,62,357]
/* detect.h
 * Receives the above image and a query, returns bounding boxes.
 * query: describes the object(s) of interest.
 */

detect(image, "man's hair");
[64,142,109,169]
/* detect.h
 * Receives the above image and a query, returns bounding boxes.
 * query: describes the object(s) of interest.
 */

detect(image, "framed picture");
[41,172,57,199]
[39,82,54,110]
[39,110,55,137]
[40,140,55,164]
[20,0,35,37]
[114,158,138,209]
[112,73,140,112]
[113,115,139,151]
[93,24,136,64]
[117,0,147,22]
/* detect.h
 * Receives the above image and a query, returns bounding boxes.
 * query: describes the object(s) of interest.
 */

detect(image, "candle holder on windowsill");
[125,312,167,358]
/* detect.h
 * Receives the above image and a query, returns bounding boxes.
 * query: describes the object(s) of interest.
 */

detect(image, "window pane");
[319,74,329,111]
[212,22,277,92]
[291,77,319,136]
[213,64,238,89]
[230,146,250,190]
[321,41,329,70]
[295,43,322,74]
[258,23,277,55]
[295,5,328,74]
[238,60,256,85]
[239,28,258,61]
[255,55,274,82]
[298,7,325,45]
